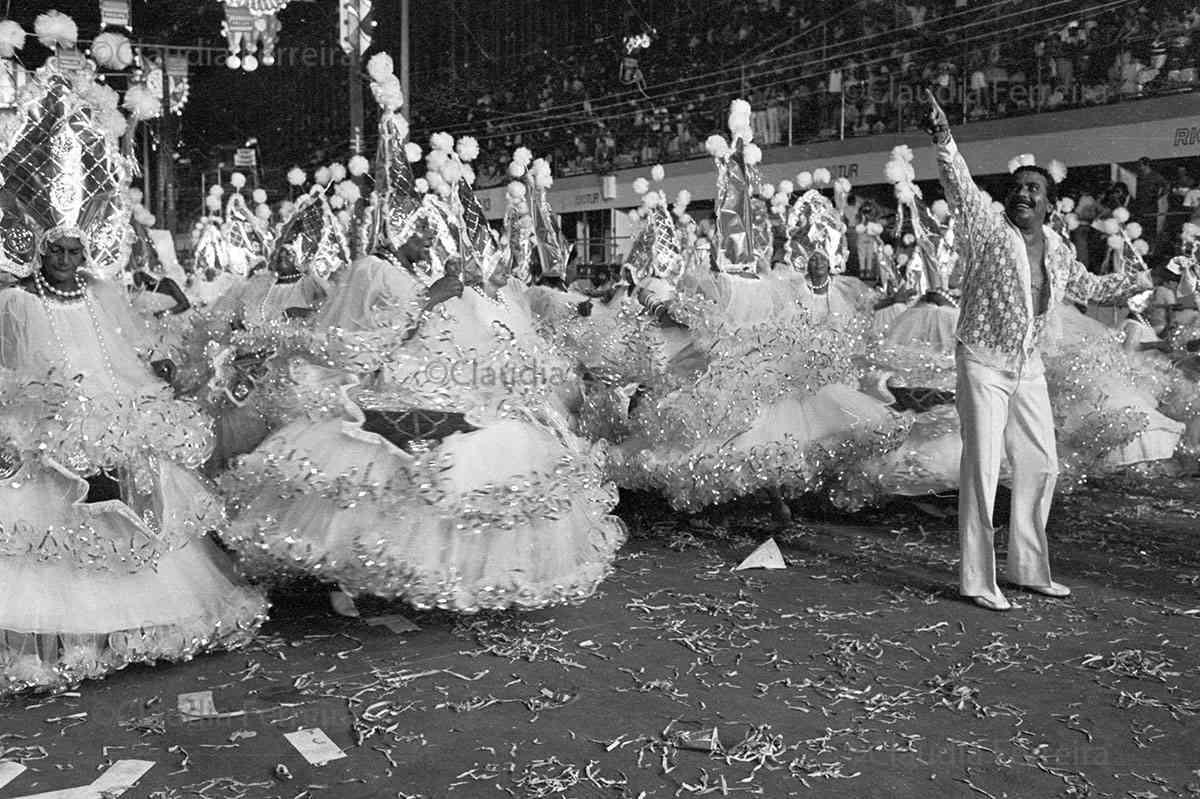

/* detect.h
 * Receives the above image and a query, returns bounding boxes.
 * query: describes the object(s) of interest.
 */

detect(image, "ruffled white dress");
[194,271,326,474]
[220,257,626,611]
[603,272,907,511]
[0,279,266,695]
[1045,307,1184,467]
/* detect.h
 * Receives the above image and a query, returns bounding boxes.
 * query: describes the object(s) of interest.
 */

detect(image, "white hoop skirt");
[219,266,625,611]
[0,285,267,695]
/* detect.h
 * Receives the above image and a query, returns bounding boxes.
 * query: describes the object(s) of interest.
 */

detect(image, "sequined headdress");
[625,167,684,285]
[268,186,350,280]
[784,189,846,273]
[223,191,272,274]
[363,53,457,282]
[706,99,770,273]
[0,70,132,278]
[425,133,501,284]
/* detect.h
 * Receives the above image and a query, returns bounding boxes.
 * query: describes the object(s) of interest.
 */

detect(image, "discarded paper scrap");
[177,690,219,720]
[10,759,154,799]
[365,614,420,634]
[674,727,722,753]
[733,537,786,571]
[0,761,27,791]
[284,728,348,766]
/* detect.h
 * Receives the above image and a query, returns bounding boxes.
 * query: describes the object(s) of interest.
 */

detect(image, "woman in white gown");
[194,188,346,474]
[0,73,265,693]
[219,82,625,611]
[593,185,907,514]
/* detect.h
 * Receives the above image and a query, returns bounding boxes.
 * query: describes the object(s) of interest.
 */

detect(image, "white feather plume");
[348,154,371,176]
[705,135,730,159]
[455,136,480,162]
[0,20,26,58]
[34,11,77,49]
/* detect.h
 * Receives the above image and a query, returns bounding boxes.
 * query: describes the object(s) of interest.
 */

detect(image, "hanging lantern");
[99,0,132,30]
[134,58,189,114]
[221,0,292,67]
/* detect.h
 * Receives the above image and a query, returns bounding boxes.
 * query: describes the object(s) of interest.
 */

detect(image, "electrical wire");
[375,0,1133,150]
[411,0,1074,133]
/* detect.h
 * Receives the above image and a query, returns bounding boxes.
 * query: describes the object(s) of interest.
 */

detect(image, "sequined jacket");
[937,137,1144,373]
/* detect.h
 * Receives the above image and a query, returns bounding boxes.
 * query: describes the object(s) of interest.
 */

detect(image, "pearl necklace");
[473,283,508,308]
[35,273,120,388]
[35,269,87,302]
[807,276,831,293]
[274,270,302,285]
[259,274,303,325]
[1128,311,1151,328]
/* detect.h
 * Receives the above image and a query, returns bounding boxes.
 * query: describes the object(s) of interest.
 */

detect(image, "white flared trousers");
[955,350,1057,596]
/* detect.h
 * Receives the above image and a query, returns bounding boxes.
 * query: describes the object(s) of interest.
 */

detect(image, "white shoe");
[970,592,1012,611]
[1018,581,1071,598]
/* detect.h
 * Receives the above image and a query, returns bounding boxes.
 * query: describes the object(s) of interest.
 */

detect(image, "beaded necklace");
[807,275,831,293]
[34,270,119,386]
[258,272,306,324]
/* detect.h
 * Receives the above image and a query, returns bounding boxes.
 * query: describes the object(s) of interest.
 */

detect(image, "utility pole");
[400,0,410,117]
[156,46,171,227]
[349,21,363,155]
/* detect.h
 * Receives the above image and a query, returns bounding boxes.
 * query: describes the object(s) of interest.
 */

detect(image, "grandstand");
[396,0,1200,262]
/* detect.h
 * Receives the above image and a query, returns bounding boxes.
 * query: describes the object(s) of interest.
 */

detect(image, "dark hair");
[1010,165,1059,205]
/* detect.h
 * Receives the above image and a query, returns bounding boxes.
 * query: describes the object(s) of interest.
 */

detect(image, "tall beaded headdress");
[268,185,350,280]
[784,188,847,273]
[625,166,684,286]
[364,52,456,282]
[706,99,770,273]
[0,69,132,278]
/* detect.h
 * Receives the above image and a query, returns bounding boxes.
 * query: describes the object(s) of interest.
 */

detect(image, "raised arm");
[923,89,988,245]
[1063,249,1151,305]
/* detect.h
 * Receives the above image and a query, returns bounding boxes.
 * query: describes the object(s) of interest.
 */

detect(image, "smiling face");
[1005,168,1050,232]
[42,236,86,284]
[399,224,435,265]
[807,249,832,283]
[1128,288,1152,313]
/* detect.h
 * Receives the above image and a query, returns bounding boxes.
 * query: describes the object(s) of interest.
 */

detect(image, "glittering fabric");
[626,206,684,285]
[270,187,350,281]
[566,275,910,512]
[0,281,267,695]
[219,271,625,611]
[0,72,132,279]
[713,140,768,272]
[938,137,1139,370]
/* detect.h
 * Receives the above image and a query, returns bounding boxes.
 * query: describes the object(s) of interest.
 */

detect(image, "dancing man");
[924,90,1153,611]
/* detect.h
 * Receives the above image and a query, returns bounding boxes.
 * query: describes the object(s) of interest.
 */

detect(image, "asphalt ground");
[1,476,1197,799]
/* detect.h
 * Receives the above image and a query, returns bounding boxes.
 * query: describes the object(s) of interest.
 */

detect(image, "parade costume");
[219,58,625,611]
[0,71,265,694]
[933,130,1147,603]
[582,136,907,512]
[195,186,348,474]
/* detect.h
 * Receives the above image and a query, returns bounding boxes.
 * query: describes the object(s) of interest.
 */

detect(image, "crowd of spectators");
[402,0,1200,187]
